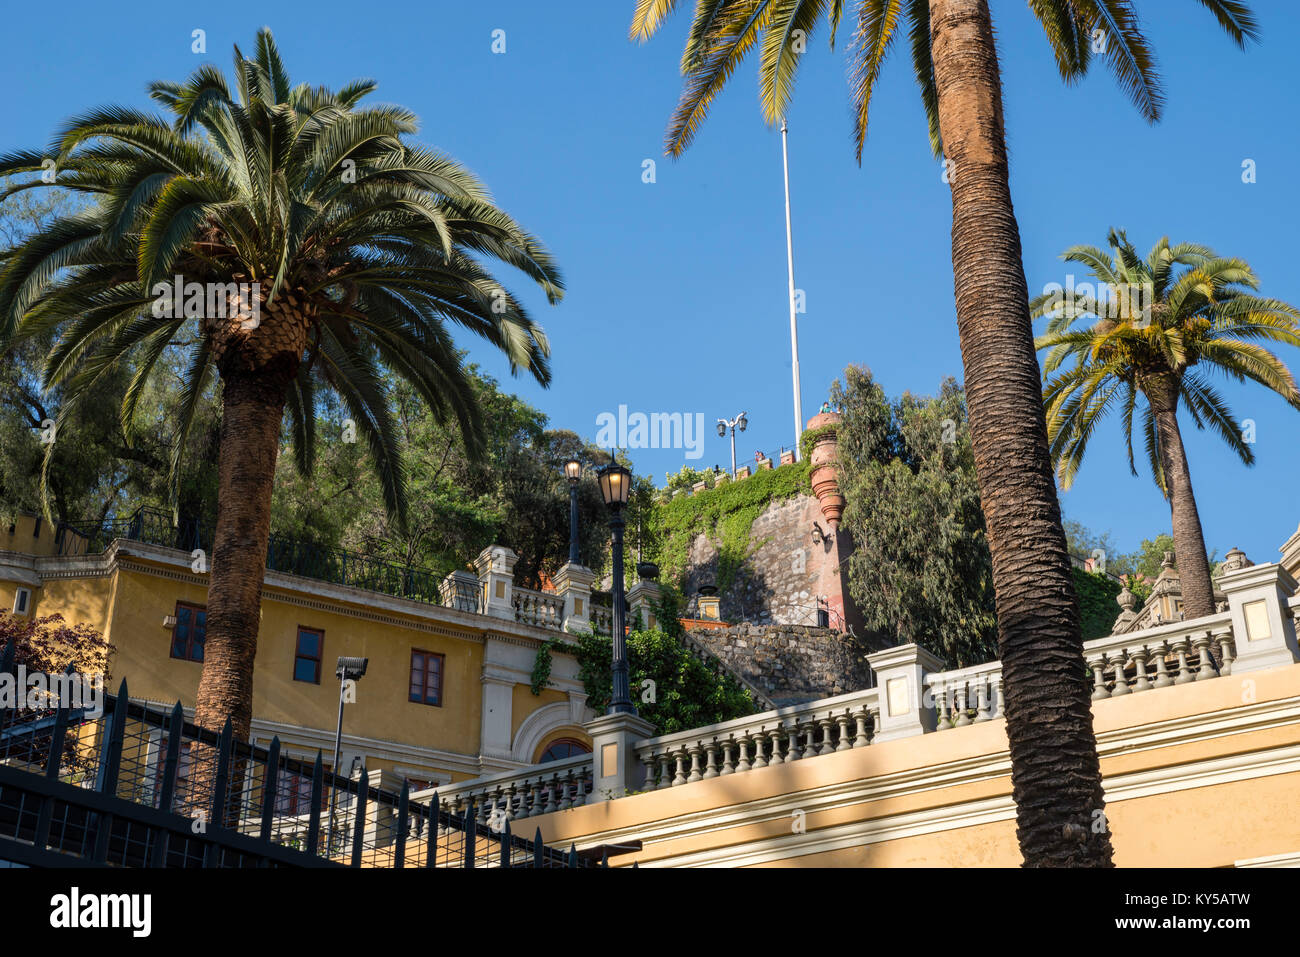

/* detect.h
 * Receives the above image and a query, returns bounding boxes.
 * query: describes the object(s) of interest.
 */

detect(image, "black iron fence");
[53,507,480,612]
[0,645,598,868]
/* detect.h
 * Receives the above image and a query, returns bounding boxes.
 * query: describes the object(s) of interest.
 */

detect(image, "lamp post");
[716,411,749,478]
[596,463,635,715]
[328,655,368,854]
[564,458,582,565]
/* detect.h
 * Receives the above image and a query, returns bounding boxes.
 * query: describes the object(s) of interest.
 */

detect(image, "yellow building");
[0,513,603,791]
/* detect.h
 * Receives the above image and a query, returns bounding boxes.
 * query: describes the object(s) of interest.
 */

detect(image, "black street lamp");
[596,463,635,715]
[717,411,749,477]
[564,458,582,565]
[329,656,368,854]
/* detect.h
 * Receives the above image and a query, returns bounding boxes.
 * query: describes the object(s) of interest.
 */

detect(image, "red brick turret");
[805,411,844,527]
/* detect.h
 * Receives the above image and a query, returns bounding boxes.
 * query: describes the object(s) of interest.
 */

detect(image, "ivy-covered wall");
[646,461,852,626]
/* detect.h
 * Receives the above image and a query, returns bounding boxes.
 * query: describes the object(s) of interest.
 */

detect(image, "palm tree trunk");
[928,0,1112,866]
[1146,376,1216,619]
[194,368,288,740]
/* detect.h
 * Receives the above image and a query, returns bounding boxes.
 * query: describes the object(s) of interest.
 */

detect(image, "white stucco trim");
[511,700,594,763]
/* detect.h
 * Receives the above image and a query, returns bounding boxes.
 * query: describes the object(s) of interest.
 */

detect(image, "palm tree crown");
[0,29,564,526]
[1034,229,1300,492]
[630,0,1258,159]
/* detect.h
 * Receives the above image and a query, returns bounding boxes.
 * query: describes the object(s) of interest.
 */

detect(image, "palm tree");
[1035,230,1300,619]
[630,0,1259,866]
[0,30,563,739]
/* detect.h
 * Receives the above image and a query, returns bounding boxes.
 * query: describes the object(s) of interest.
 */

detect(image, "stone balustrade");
[633,687,880,789]
[412,753,594,824]
[926,660,1005,729]
[590,601,613,636]
[513,585,564,630]
[1083,611,1235,699]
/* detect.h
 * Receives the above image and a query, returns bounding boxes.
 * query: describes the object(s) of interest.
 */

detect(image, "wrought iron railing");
[54,507,480,613]
[0,644,598,868]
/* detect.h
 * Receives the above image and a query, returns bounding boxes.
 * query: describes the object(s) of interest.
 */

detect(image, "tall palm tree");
[630,0,1258,866]
[0,30,564,739]
[1035,230,1300,619]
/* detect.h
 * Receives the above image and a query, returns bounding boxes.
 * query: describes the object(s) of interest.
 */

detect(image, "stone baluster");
[767,728,784,766]
[934,681,953,729]
[640,753,657,791]
[974,679,992,722]
[719,738,735,775]
[1216,628,1236,676]
[671,748,688,786]
[751,729,768,769]
[1109,652,1131,696]
[853,708,870,747]
[781,722,798,761]
[818,716,836,756]
[1172,639,1195,685]
[657,751,673,789]
[1193,632,1219,681]
[542,777,558,814]
[952,681,972,727]
[687,745,703,783]
[835,711,852,751]
[528,777,545,816]
[703,741,719,779]
[803,722,818,758]
[1150,642,1173,688]
[1132,647,1152,692]
[735,734,752,773]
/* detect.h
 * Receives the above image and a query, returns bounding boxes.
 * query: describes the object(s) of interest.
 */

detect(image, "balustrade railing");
[413,753,595,824]
[924,612,1238,729]
[634,687,879,789]
[513,586,564,630]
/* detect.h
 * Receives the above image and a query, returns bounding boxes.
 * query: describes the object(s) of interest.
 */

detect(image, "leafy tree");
[1035,230,1300,620]
[1072,568,1123,641]
[0,31,563,739]
[833,367,997,668]
[631,0,1258,868]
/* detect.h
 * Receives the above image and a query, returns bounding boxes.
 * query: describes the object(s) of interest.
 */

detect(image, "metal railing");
[0,646,597,868]
[54,507,481,614]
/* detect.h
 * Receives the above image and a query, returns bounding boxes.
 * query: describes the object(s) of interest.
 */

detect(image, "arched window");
[537,738,591,763]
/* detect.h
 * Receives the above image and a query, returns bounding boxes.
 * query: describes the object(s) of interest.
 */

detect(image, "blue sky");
[3,1,1297,563]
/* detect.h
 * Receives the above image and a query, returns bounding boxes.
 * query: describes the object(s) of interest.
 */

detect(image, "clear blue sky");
[3,1,1297,564]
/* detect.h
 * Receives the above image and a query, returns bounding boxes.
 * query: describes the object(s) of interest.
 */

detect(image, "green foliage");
[571,627,758,735]
[1072,568,1123,641]
[647,458,810,594]
[662,465,717,494]
[799,422,837,461]
[0,29,563,532]
[834,366,998,667]
[530,640,553,695]
[1035,230,1300,496]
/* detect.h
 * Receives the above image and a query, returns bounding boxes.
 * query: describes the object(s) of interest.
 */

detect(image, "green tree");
[833,367,997,668]
[0,31,563,739]
[630,0,1257,867]
[1035,230,1300,621]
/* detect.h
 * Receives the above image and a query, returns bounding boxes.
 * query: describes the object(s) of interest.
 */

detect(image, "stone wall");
[683,493,862,633]
[684,621,874,706]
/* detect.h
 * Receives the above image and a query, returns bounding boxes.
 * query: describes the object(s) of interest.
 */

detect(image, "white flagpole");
[781,118,804,459]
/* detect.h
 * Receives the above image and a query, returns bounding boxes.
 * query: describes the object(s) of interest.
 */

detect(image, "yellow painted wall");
[527,663,1300,868]
[2,545,578,783]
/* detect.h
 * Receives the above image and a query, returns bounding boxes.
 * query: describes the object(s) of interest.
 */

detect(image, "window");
[538,738,591,763]
[170,602,206,662]
[13,587,31,616]
[293,627,324,683]
[274,764,330,816]
[409,650,444,707]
